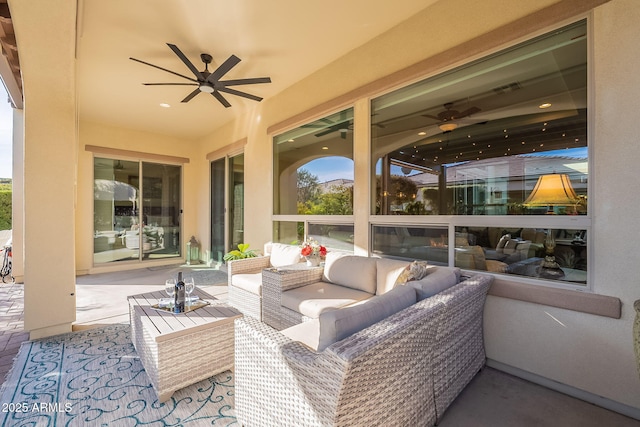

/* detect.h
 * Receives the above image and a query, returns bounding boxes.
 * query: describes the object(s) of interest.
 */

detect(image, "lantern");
[186,236,200,265]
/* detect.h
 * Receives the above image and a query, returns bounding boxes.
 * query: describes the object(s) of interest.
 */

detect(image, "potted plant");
[223,243,258,262]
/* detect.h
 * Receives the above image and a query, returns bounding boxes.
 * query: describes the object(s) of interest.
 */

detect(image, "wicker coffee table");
[127,288,242,402]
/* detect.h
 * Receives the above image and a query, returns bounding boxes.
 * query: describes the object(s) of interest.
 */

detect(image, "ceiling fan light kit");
[130,43,271,108]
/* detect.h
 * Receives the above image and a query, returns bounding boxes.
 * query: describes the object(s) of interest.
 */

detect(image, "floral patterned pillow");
[394,260,430,287]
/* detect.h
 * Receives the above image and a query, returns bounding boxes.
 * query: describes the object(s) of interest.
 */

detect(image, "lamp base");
[541,255,559,269]
[538,257,564,280]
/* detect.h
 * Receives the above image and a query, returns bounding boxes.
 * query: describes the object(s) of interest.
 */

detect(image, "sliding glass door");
[93,157,181,264]
[210,153,245,265]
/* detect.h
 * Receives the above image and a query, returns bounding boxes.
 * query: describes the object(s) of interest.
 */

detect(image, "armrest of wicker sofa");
[261,266,324,330]
[226,255,271,285]
[235,296,445,427]
[428,273,493,423]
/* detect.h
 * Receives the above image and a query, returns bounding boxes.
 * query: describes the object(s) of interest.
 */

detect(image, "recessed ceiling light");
[159,103,171,108]
[418,131,426,136]
[539,103,552,109]
[322,146,329,150]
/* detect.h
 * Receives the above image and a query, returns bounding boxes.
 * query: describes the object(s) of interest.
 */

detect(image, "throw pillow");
[394,260,430,287]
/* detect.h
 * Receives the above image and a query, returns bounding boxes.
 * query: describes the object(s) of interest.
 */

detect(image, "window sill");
[488,277,621,319]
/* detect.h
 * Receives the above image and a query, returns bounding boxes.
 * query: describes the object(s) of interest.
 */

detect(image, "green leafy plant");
[223,243,258,262]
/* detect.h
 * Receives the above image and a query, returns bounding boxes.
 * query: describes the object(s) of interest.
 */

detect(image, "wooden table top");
[128,288,242,342]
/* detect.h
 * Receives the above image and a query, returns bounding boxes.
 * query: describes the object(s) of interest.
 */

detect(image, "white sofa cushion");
[375,258,410,295]
[281,281,372,319]
[231,272,263,296]
[269,243,302,268]
[322,252,377,294]
[406,267,461,300]
[316,285,417,351]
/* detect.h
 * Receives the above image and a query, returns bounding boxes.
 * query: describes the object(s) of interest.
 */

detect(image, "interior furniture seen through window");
[93,157,181,264]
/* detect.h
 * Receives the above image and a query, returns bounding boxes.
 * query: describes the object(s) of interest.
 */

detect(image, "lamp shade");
[523,173,578,206]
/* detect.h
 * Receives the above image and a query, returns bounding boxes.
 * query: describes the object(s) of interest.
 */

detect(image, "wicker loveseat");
[234,273,493,427]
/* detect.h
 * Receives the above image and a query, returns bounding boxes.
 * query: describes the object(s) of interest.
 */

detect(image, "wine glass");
[185,277,195,309]
[165,278,176,309]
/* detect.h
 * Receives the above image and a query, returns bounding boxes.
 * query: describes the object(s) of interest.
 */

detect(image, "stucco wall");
[11,0,78,339]
[196,0,640,410]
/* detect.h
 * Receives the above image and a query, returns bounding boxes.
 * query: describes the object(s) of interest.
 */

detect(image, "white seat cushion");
[231,273,262,296]
[269,243,302,268]
[281,281,372,319]
[376,258,410,295]
[322,252,377,294]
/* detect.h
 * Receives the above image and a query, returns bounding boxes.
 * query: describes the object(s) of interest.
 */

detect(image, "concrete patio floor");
[0,266,638,426]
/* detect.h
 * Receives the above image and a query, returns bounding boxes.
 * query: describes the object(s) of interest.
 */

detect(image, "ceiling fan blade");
[457,106,481,118]
[422,114,441,121]
[181,88,201,103]
[206,55,241,83]
[212,91,231,108]
[219,77,271,86]
[143,83,198,86]
[218,87,263,102]
[167,43,205,81]
[130,57,198,83]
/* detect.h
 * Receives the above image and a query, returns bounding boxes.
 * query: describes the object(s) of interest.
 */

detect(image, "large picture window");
[274,108,354,216]
[371,20,587,217]
[370,20,589,286]
[273,108,354,250]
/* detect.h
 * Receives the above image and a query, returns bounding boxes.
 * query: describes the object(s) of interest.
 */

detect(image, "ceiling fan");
[302,110,353,139]
[423,102,481,132]
[130,43,271,108]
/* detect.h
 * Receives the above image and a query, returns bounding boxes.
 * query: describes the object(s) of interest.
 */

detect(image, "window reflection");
[371,20,588,216]
[274,108,354,215]
[371,225,449,264]
[454,226,587,284]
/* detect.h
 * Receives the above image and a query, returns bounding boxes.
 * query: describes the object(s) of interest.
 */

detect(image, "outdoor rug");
[0,324,237,426]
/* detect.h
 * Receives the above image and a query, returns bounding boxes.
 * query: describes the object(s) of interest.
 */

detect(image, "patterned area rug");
[0,324,237,426]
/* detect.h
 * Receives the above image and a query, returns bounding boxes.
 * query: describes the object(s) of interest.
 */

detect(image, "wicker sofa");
[227,243,302,320]
[234,273,493,427]
[262,252,461,331]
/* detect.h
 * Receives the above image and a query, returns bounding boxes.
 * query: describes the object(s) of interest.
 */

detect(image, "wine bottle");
[174,271,185,313]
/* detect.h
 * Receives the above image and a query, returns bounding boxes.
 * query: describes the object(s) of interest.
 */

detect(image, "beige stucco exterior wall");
[196,0,639,411]
[11,0,78,339]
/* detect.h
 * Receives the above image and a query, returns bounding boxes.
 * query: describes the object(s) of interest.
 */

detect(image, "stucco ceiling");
[74,0,437,141]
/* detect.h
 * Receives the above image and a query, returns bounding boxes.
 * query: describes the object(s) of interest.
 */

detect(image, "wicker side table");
[128,288,242,402]
[262,264,324,330]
